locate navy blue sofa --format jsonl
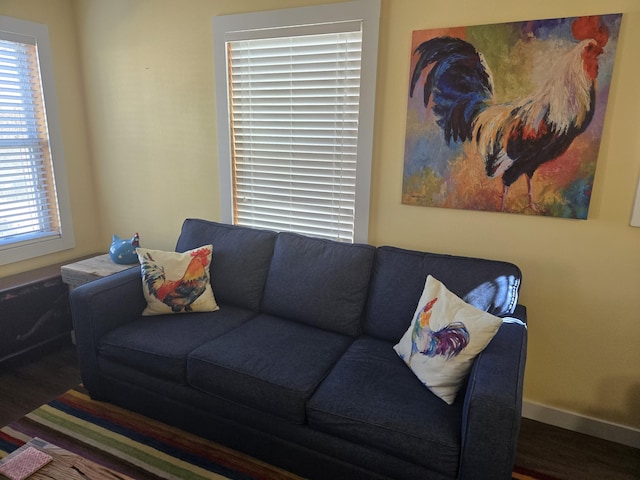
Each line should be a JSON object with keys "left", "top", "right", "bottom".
{"left": 71, "top": 218, "right": 527, "bottom": 480}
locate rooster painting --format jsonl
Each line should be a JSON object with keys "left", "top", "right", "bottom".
{"left": 403, "top": 14, "right": 621, "bottom": 217}
{"left": 140, "top": 247, "right": 211, "bottom": 313}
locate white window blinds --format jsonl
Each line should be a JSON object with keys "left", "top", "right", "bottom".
{"left": 226, "top": 27, "right": 363, "bottom": 242}
{"left": 214, "top": 1, "right": 380, "bottom": 243}
{"left": 0, "top": 33, "right": 60, "bottom": 247}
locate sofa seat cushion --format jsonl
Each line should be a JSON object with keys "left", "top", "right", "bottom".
{"left": 307, "top": 336, "right": 462, "bottom": 478}
{"left": 187, "top": 314, "right": 353, "bottom": 423}
{"left": 98, "top": 305, "right": 255, "bottom": 383}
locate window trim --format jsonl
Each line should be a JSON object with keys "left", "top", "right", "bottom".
{"left": 213, "top": 0, "right": 380, "bottom": 243}
{"left": 0, "top": 16, "right": 74, "bottom": 265}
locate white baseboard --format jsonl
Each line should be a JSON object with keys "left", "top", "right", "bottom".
{"left": 522, "top": 400, "right": 640, "bottom": 450}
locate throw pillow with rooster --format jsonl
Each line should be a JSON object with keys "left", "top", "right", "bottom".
{"left": 394, "top": 275, "right": 503, "bottom": 404}
{"left": 136, "top": 245, "right": 219, "bottom": 316}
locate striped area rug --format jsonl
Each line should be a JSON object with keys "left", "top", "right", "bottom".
{"left": 0, "top": 386, "right": 555, "bottom": 480}
{"left": 0, "top": 386, "right": 302, "bottom": 480}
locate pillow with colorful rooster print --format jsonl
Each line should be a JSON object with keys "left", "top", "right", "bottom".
{"left": 394, "top": 275, "right": 502, "bottom": 404}
{"left": 136, "top": 245, "right": 219, "bottom": 316}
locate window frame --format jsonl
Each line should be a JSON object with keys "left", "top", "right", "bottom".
{"left": 213, "top": 0, "right": 380, "bottom": 243}
{"left": 0, "top": 15, "right": 74, "bottom": 265}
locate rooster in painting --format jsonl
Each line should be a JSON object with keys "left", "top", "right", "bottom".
{"left": 410, "top": 16, "right": 610, "bottom": 210}
{"left": 141, "top": 248, "right": 210, "bottom": 312}
{"left": 411, "top": 297, "right": 470, "bottom": 360}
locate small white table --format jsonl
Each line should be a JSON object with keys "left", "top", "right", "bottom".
{"left": 61, "top": 254, "right": 137, "bottom": 290}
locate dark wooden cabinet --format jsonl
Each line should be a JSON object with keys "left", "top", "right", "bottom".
{"left": 0, "top": 267, "right": 72, "bottom": 363}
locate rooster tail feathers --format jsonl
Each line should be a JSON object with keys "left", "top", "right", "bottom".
{"left": 141, "top": 252, "right": 165, "bottom": 296}
{"left": 430, "top": 322, "right": 470, "bottom": 359}
{"left": 410, "top": 36, "right": 494, "bottom": 143}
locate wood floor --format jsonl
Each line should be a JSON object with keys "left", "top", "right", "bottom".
{"left": 1, "top": 343, "right": 638, "bottom": 480}
{"left": 0, "top": 341, "right": 81, "bottom": 427}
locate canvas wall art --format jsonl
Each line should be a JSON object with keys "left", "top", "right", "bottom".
{"left": 402, "top": 14, "right": 622, "bottom": 218}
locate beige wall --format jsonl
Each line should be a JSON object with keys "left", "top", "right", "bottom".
{"left": 0, "top": 0, "right": 103, "bottom": 277}
{"left": 3, "top": 0, "right": 640, "bottom": 432}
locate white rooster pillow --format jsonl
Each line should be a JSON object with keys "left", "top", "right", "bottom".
{"left": 136, "top": 245, "right": 219, "bottom": 316}
{"left": 394, "top": 275, "right": 502, "bottom": 404}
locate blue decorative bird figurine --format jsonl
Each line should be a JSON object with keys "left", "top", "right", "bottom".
{"left": 109, "top": 232, "right": 140, "bottom": 264}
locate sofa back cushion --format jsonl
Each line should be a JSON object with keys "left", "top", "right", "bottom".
{"left": 261, "top": 232, "right": 375, "bottom": 336}
{"left": 175, "top": 219, "right": 277, "bottom": 311}
{"left": 365, "top": 246, "right": 522, "bottom": 343}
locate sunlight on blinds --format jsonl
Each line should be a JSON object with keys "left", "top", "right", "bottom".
{"left": 0, "top": 35, "right": 60, "bottom": 247}
{"left": 227, "top": 29, "right": 362, "bottom": 242}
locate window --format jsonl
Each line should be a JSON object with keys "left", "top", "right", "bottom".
{"left": 213, "top": 0, "right": 380, "bottom": 243}
{"left": 0, "top": 16, "right": 74, "bottom": 265}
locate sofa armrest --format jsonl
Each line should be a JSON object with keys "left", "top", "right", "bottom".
{"left": 458, "top": 305, "right": 528, "bottom": 480}
{"left": 70, "top": 267, "right": 145, "bottom": 398}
